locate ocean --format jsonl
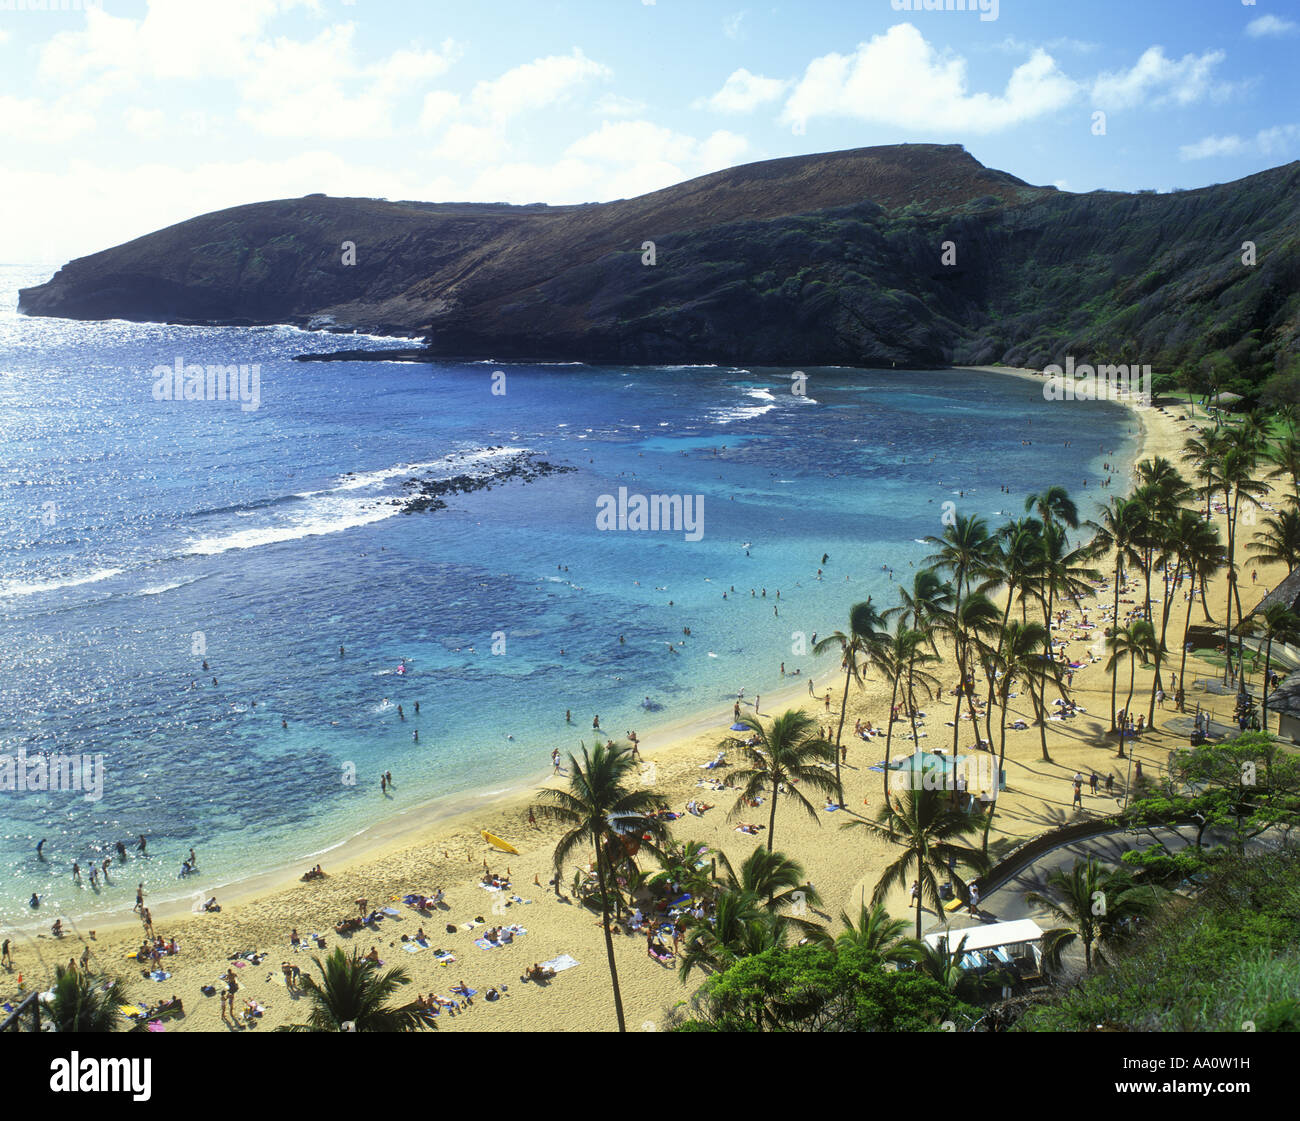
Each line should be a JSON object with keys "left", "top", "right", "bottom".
{"left": 0, "top": 262, "right": 1139, "bottom": 925}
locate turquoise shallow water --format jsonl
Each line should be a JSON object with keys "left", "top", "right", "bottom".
{"left": 0, "top": 262, "right": 1139, "bottom": 925}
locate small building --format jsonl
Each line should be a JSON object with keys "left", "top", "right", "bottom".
{"left": 923, "top": 918, "right": 1044, "bottom": 980}
{"left": 1251, "top": 567, "right": 1300, "bottom": 618}
{"left": 1265, "top": 674, "right": 1300, "bottom": 744}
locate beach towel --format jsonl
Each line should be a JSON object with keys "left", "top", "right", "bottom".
{"left": 403, "top": 943, "right": 424, "bottom": 953}
{"left": 147, "top": 1021, "right": 165, "bottom": 1033}
{"left": 119, "top": 1004, "right": 143, "bottom": 1017}
{"left": 823, "top": 804, "right": 841, "bottom": 812}
{"left": 540, "top": 954, "right": 579, "bottom": 973}
{"left": 433, "top": 951, "right": 456, "bottom": 963}
{"left": 149, "top": 970, "right": 170, "bottom": 981}
{"left": 381, "top": 907, "right": 400, "bottom": 916}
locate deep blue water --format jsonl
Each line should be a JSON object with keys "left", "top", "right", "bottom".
{"left": 0, "top": 262, "right": 1139, "bottom": 924}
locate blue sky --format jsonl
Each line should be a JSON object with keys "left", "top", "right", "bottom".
{"left": 1, "top": 0, "right": 1297, "bottom": 262}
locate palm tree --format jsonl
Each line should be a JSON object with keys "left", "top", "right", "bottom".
{"left": 280, "top": 947, "right": 426, "bottom": 1032}
{"left": 1025, "top": 485, "right": 1080, "bottom": 535}
{"left": 895, "top": 568, "right": 955, "bottom": 746}
{"left": 1250, "top": 603, "right": 1300, "bottom": 732}
{"left": 1036, "top": 520, "right": 1102, "bottom": 704}
{"left": 925, "top": 514, "right": 996, "bottom": 753}
{"left": 1027, "top": 858, "right": 1156, "bottom": 972}
{"left": 677, "top": 887, "right": 789, "bottom": 981}
{"left": 1089, "top": 495, "right": 1149, "bottom": 732}
{"left": 1220, "top": 438, "right": 1269, "bottom": 683}
{"left": 1268, "top": 432, "right": 1300, "bottom": 505}
{"left": 653, "top": 838, "right": 716, "bottom": 902}
{"left": 873, "top": 617, "right": 941, "bottom": 804}
{"left": 533, "top": 740, "right": 669, "bottom": 1032}
{"left": 727, "top": 710, "right": 839, "bottom": 852}
{"left": 1182, "top": 426, "right": 1228, "bottom": 520}
{"left": 717, "top": 846, "right": 822, "bottom": 914}
{"left": 813, "top": 598, "right": 886, "bottom": 800}
{"left": 986, "top": 620, "right": 1050, "bottom": 851}
{"left": 46, "top": 965, "right": 131, "bottom": 1033}
{"left": 1248, "top": 507, "right": 1300, "bottom": 573}
{"left": 945, "top": 593, "right": 1001, "bottom": 754}
{"left": 1173, "top": 515, "right": 1224, "bottom": 694}
{"left": 835, "top": 901, "right": 918, "bottom": 963}
{"left": 845, "top": 786, "right": 989, "bottom": 939}
{"left": 1105, "top": 620, "right": 1158, "bottom": 757}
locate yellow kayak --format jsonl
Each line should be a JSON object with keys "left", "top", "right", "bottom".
{"left": 481, "top": 830, "right": 519, "bottom": 855}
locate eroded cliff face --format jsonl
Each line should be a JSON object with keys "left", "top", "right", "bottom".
{"left": 17, "top": 145, "right": 1300, "bottom": 380}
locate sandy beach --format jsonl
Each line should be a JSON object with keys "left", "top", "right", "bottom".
{"left": 2, "top": 370, "right": 1266, "bottom": 1033}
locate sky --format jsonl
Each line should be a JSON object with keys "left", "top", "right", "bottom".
{"left": 1, "top": 0, "right": 1297, "bottom": 263}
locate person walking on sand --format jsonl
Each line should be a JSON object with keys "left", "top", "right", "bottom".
{"left": 1072, "top": 780, "right": 1083, "bottom": 810}
{"left": 134, "top": 883, "right": 144, "bottom": 913}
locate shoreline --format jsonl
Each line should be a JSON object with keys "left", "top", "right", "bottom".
{"left": 0, "top": 364, "right": 1152, "bottom": 940}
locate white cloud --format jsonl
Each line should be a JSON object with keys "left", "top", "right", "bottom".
{"left": 696, "top": 68, "right": 788, "bottom": 113}
{"left": 568, "top": 120, "right": 746, "bottom": 167}
{"left": 992, "top": 35, "right": 1098, "bottom": 55}
{"left": 1091, "top": 46, "right": 1234, "bottom": 110}
{"left": 238, "top": 27, "right": 461, "bottom": 139}
{"left": 1, "top": 150, "right": 431, "bottom": 263}
{"left": 467, "top": 49, "right": 609, "bottom": 123}
{"left": 0, "top": 95, "right": 96, "bottom": 143}
{"left": 1178, "top": 134, "right": 1246, "bottom": 160}
{"left": 419, "top": 90, "right": 462, "bottom": 132}
{"left": 723, "top": 12, "right": 745, "bottom": 40}
{"left": 39, "top": 0, "right": 314, "bottom": 86}
{"left": 1179, "top": 124, "right": 1299, "bottom": 160}
{"left": 123, "top": 107, "right": 167, "bottom": 137}
{"left": 433, "top": 122, "right": 508, "bottom": 165}
{"left": 781, "top": 24, "right": 1078, "bottom": 134}
{"left": 592, "top": 93, "right": 647, "bottom": 117}
{"left": 1246, "top": 15, "right": 1297, "bottom": 38}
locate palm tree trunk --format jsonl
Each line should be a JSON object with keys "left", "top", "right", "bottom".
{"left": 1263, "top": 636, "right": 1274, "bottom": 732}
{"left": 1224, "top": 488, "right": 1236, "bottom": 685}
{"left": 1148, "top": 559, "right": 1179, "bottom": 725}
{"left": 1035, "top": 673, "right": 1051, "bottom": 763}
{"left": 1118, "top": 656, "right": 1136, "bottom": 758}
{"left": 594, "top": 848, "right": 627, "bottom": 1032}
{"left": 915, "top": 850, "right": 924, "bottom": 940}
{"left": 883, "top": 674, "right": 900, "bottom": 804}
{"left": 767, "top": 775, "right": 779, "bottom": 852}
{"left": 984, "top": 700, "right": 1008, "bottom": 856}
{"left": 1110, "top": 560, "right": 1122, "bottom": 731}
{"left": 1178, "top": 571, "right": 1197, "bottom": 701}
{"left": 833, "top": 659, "right": 852, "bottom": 801}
